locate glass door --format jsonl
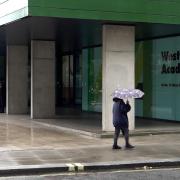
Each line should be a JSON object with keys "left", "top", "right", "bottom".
{"left": 56, "top": 53, "right": 82, "bottom": 107}
{"left": 74, "top": 53, "right": 82, "bottom": 105}
{"left": 62, "top": 55, "right": 74, "bottom": 105}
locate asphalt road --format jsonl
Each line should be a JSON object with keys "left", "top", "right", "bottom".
{"left": 1, "top": 168, "right": 180, "bottom": 180}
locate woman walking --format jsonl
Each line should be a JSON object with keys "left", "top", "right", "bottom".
{"left": 112, "top": 98, "right": 134, "bottom": 149}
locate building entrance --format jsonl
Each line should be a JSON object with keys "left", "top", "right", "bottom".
{"left": 61, "top": 55, "right": 74, "bottom": 106}
{"left": 56, "top": 53, "right": 82, "bottom": 108}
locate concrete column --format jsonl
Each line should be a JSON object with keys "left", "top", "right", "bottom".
{"left": 102, "top": 25, "right": 135, "bottom": 131}
{"left": 31, "top": 40, "right": 55, "bottom": 119}
{"left": 6, "top": 45, "right": 28, "bottom": 114}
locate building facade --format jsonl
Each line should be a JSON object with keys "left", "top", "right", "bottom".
{"left": 1, "top": 0, "right": 180, "bottom": 131}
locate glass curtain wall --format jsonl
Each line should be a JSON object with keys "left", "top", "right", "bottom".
{"left": 136, "top": 36, "right": 180, "bottom": 122}
{"left": 56, "top": 47, "right": 102, "bottom": 112}
{"left": 82, "top": 47, "right": 102, "bottom": 112}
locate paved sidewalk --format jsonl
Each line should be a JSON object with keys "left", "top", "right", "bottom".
{"left": 0, "top": 115, "right": 180, "bottom": 175}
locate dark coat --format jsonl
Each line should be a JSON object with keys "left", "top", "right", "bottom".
{"left": 112, "top": 99, "right": 131, "bottom": 128}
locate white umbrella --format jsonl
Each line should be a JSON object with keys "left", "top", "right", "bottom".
{"left": 112, "top": 88, "right": 144, "bottom": 99}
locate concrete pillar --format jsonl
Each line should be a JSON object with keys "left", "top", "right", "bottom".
{"left": 102, "top": 25, "right": 135, "bottom": 131}
{"left": 6, "top": 45, "right": 28, "bottom": 114}
{"left": 31, "top": 40, "right": 55, "bottom": 119}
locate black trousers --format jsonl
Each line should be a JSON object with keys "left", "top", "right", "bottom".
{"left": 113, "top": 126, "right": 129, "bottom": 146}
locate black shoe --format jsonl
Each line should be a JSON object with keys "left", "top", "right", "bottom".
{"left": 125, "top": 144, "right": 135, "bottom": 149}
{"left": 112, "top": 145, "right": 121, "bottom": 150}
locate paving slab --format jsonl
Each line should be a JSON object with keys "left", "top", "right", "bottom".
{"left": 0, "top": 115, "right": 180, "bottom": 176}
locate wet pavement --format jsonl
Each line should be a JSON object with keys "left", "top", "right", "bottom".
{"left": 0, "top": 114, "right": 180, "bottom": 172}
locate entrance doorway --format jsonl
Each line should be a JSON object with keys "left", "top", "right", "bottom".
{"left": 56, "top": 53, "right": 82, "bottom": 109}
{"left": 61, "top": 55, "right": 74, "bottom": 106}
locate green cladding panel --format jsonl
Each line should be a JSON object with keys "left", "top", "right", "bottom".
{"left": 1, "top": 0, "right": 180, "bottom": 25}
{"left": 28, "top": 0, "right": 180, "bottom": 24}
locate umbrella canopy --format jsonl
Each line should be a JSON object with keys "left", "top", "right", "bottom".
{"left": 112, "top": 88, "right": 144, "bottom": 99}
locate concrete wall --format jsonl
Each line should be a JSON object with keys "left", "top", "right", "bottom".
{"left": 31, "top": 40, "right": 55, "bottom": 118}
{"left": 6, "top": 45, "right": 28, "bottom": 114}
{"left": 102, "top": 25, "right": 135, "bottom": 131}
